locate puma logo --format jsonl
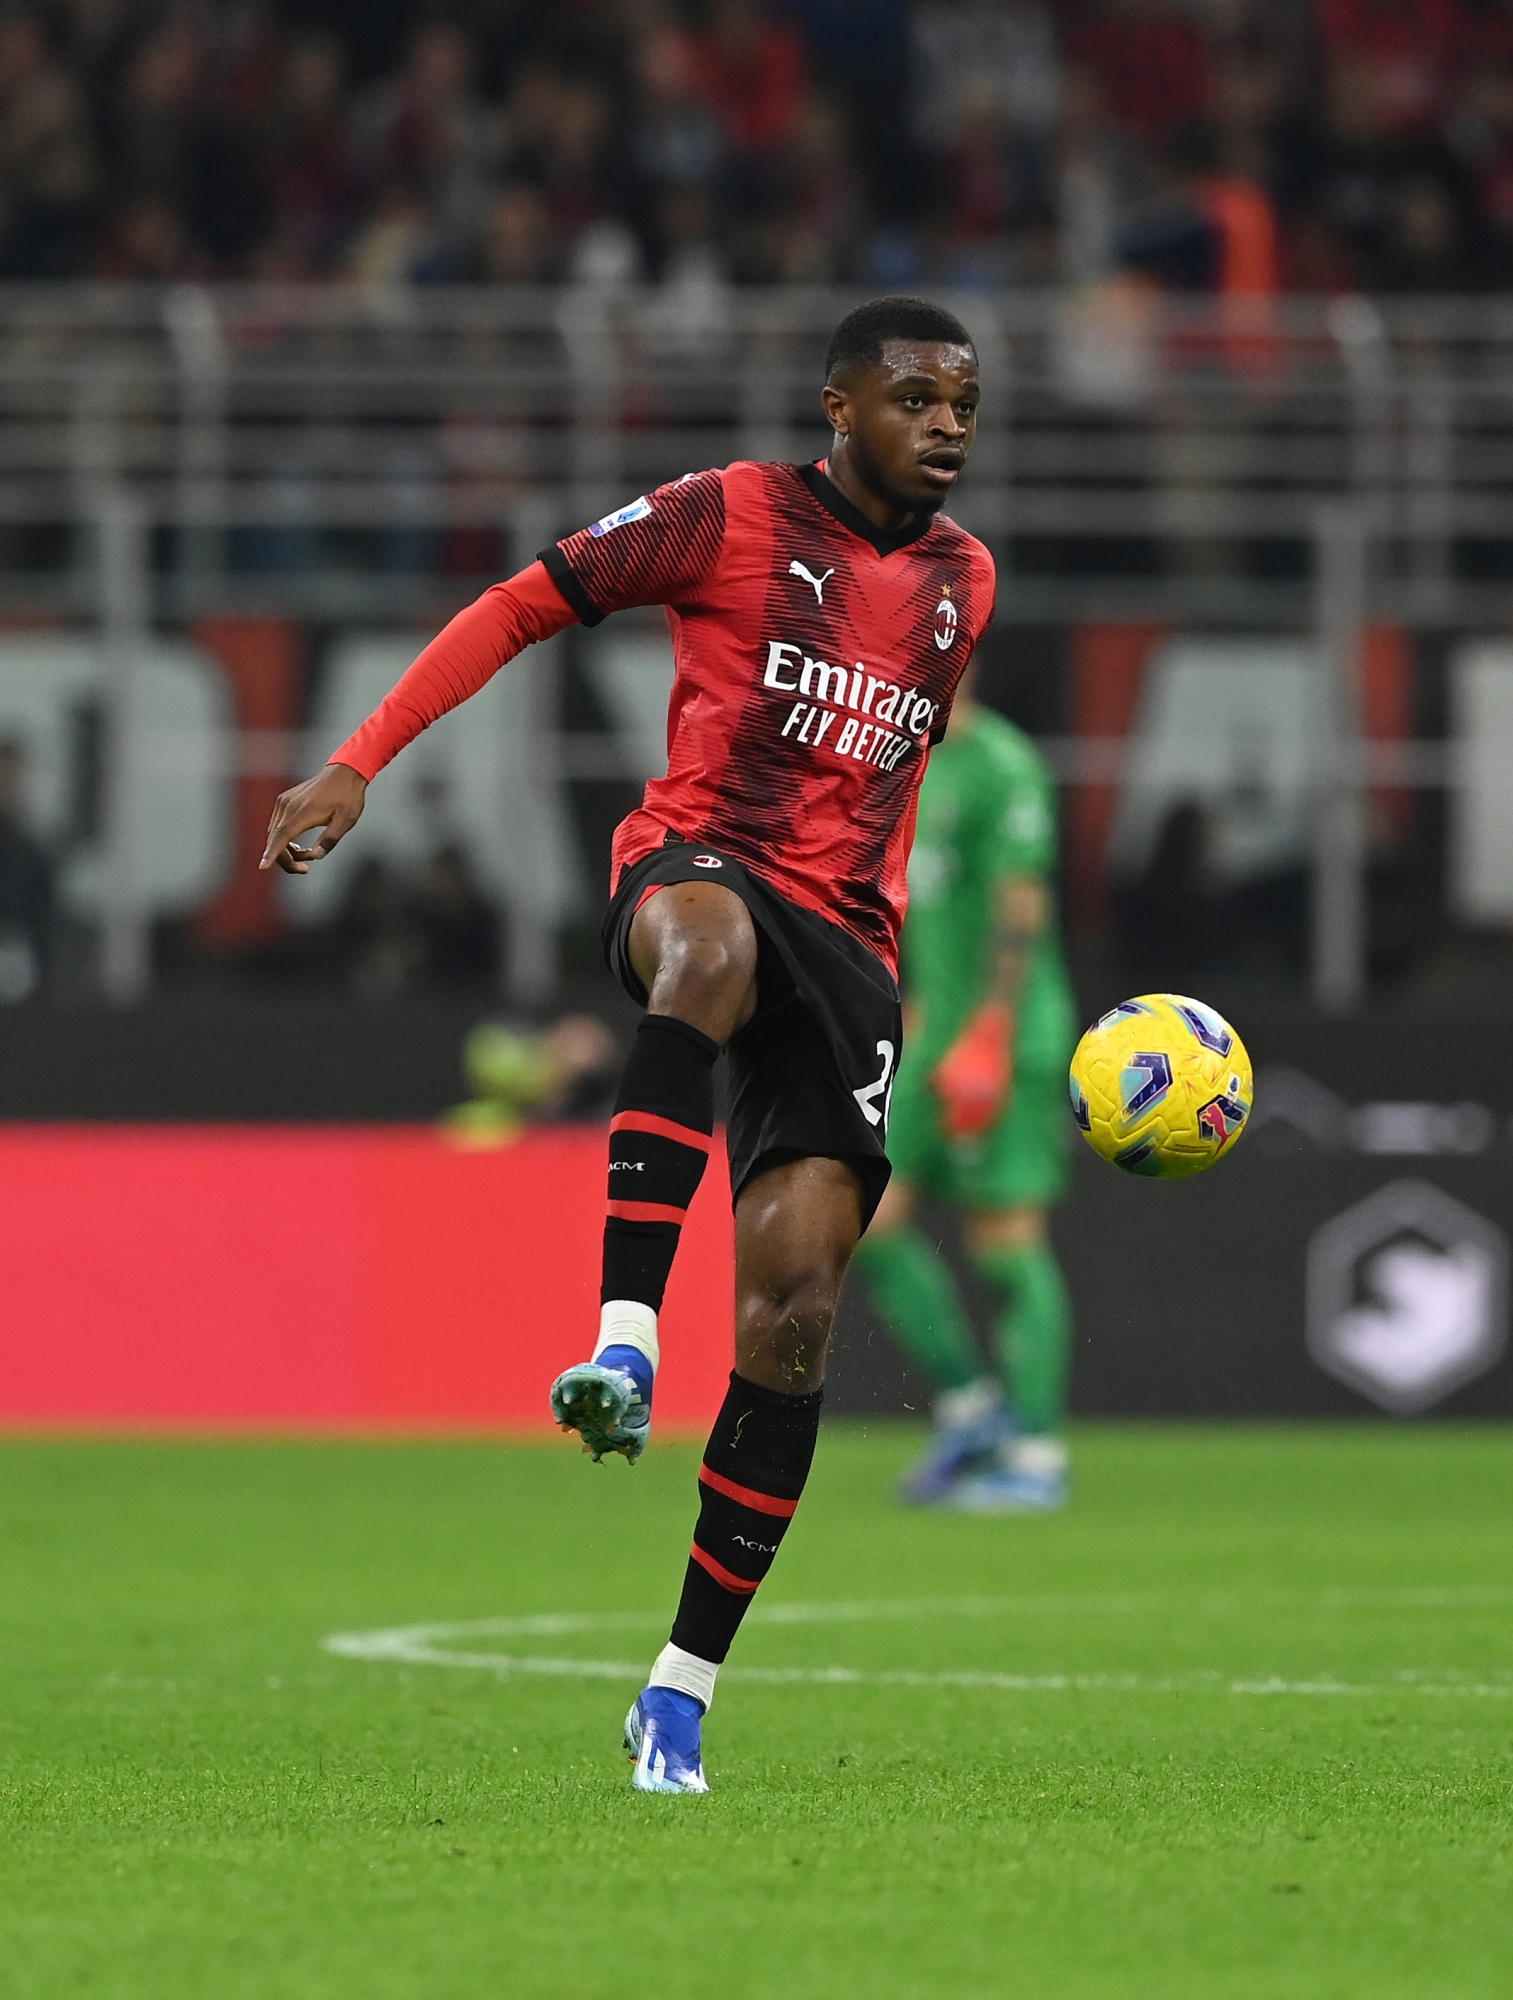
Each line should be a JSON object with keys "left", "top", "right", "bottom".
{"left": 788, "top": 560, "right": 835, "bottom": 605}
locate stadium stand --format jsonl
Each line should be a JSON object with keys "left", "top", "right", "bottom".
{"left": 0, "top": 1, "right": 1509, "bottom": 293}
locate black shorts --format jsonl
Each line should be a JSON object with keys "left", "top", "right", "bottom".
{"left": 602, "top": 839, "right": 903, "bottom": 1229}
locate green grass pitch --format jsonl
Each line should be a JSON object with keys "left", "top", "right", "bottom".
{"left": 2, "top": 1424, "right": 1510, "bottom": 1999}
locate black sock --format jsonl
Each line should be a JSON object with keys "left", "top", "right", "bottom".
{"left": 670, "top": 1372, "right": 823, "bottom": 1664}
{"left": 602, "top": 1015, "right": 718, "bottom": 1313}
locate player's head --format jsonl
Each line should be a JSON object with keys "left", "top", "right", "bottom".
{"left": 821, "top": 296, "right": 979, "bottom": 517}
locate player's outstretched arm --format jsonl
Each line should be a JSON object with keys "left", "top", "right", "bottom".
{"left": 257, "top": 558, "right": 581, "bottom": 878}
{"left": 260, "top": 761, "right": 368, "bottom": 875}
{"left": 257, "top": 475, "right": 722, "bottom": 885}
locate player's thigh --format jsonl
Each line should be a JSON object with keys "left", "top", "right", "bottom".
{"left": 725, "top": 988, "right": 892, "bottom": 1234}
{"left": 733, "top": 1153, "right": 865, "bottom": 1363}
{"left": 732, "top": 1155, "right": 864, "bottom": 1392}
{"left": 959, "top": 1067, "right": 1071, "bottom": 1214}
{"left": 627, "top": 880, "right": 759, "bottom": 1037}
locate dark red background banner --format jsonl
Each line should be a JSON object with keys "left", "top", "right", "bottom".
{"left": 0, "top": 1126, "right": 734, "bottom": 1431}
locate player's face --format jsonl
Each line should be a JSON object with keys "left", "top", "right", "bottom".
{"left": 824, "top": 342, "right": 980, "bottom": 518}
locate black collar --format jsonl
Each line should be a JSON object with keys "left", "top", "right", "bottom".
{"left": 795, "top": 460, "right": 937, "bottom": 558}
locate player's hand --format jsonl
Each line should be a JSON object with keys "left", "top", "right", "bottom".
{"left": 260, "top": 763, "right": 368, "bottom": 875}
{"left": 932, "top": 1002, "right": 1014, "bottom": 1141}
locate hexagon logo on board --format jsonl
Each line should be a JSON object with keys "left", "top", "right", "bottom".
{"left": 1306, "top": 1180, "right": 1508, "bottom": 1415}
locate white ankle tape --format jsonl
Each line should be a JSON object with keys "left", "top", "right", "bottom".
{"left": 594, "top": 1301, "right": 660, "bottom": 1374}
{"left": 648, "top": 1642, "right": 718, "bottom": 1712}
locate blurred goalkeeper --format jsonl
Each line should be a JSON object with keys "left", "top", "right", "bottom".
{"left": 853, "top": 665, "right": 1077, "bottom": 1511}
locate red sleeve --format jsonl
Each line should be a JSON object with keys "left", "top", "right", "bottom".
{"left": 329, "top": 560, "right": 577, "bottom": 781}
{"left": 541, "top": 469, "right": 727, "bottom": 625}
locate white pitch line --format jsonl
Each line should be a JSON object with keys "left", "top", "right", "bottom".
{"left": 321, "top": 1597, "right": 1513, "bottom": 1700}
{"left": 321, "top": 1582, "right": 1513, "bottom": 1654}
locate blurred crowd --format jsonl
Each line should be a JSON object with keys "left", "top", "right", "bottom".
{"left": 0, "top": 725, "right": 516, "bottom": 1001}
{"left": 0, "top": 0, "right": 1506, "bottom": 293}
{"left": 300, "top": 846, "right": 507, "bottom": 998}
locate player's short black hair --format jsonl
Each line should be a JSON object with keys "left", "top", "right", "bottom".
{"left": 824, "top": 297, "right": 976, "bottom": 382}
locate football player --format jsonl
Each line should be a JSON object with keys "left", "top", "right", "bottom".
{"left": 262, "top": 297, "right": 994, "bottom": 1790}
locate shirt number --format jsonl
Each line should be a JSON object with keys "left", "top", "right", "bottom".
{"left": 853, "top": 1040, "right": 896, "bottom": 1131}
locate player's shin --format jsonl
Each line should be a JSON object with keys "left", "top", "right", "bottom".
{"left": 601, "top": 1014, "right": 718, "bottom": 1325}
{"left": 648, "top": 1373, "right": 822, "bottom": 1708}
{"left": 553, "top": 1014, "right": 719, "bottom": 1459}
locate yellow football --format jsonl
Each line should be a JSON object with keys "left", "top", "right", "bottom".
{"left": 1069, "top": 994, "right": 1252, "bottom": 1178}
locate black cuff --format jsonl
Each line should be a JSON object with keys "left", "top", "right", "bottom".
{"left": 539, "top": 543, "right": 606, "bottom": 627}
{"left": 639, "top": 1013, "right": 721, "bottom": 1064}
{"left": 729, "top": 1369, "right": 825, "bottom": 1410}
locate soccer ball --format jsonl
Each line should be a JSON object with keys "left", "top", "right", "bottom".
{"left": 1068, "top": 994, "right": 1252, "bottom": 1178}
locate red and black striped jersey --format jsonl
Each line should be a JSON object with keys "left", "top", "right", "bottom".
{"left": 545, "top": 460, "right": 996, "bottom": 974}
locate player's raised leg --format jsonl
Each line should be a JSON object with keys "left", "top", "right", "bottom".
{"left": 626, "top": 1153, "right": 864, "bottom": 1791}
{"left": 551, "top": 883, "right": 756, "bottom": 1460}
{"left": 851, "top": 1177, "right": 1007, "bottom": 1501}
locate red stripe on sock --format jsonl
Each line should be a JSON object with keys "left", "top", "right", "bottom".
{"left": 698, "top": 1463, "right": 800, "bottom": 1518}
{"left": 607, "top": 1198, "right": 687, "bottom": 1224}
{"left": 689, "top": 1542, "right": 761, "bottom": 1595}
{"left": 610, "top": 1110, "right": 712, "bottom": 1153}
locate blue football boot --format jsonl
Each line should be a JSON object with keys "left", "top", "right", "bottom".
{"left": 898, "top": 1381, "right": 1010, "bottom": 1504}
{"left": 625, "top": 1687, "right": 708, "bottom": 1793}
{"left": 550, "top": 1345, "right": 653, "bottom": 1463}
{"left": 942, "top": 1465, "right": 1069, "bottom": 1513}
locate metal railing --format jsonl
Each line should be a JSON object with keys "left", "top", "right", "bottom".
{"left": 2, "top": 283, "right": 1513, "bottom": 1009}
